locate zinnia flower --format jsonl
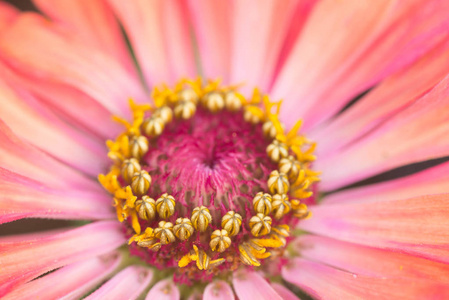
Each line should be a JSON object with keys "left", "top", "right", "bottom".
{"left": 1, "top": 0, "right": 449, "bottom": 299}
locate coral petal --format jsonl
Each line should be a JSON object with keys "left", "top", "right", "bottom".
{"left": 282, "top": 258, "right": 449, "bottom": 299}
{"left": 85, "top": 266, "right": 153, "bottom": 300}
{"left": 0, "top": 221, "right": 126, "bottom": 297}
{"left": 232, "top": 270, "right": 282, "bottom": 300}
{"left": 145, "top": 279, "right": 180, "bottom": 300}
{"left": 0, "top": 2, "right": 17, "bottom": 32}
{"left": 4, "top": 251, "right": 122, "bottom": 300}
{"left": 300, "top": 194, "right": 449, "bottom": 263}
{"left": 203, "top": 280, "right": 235, "bottom": 300}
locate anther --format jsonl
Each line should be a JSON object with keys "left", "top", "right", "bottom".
{"left": 154, "top": 221, "right": 176, "bottom": 244}
{"left": 249, "top": 213, "right": 272, "bottom": 237}
{"left": 135, "top": 195, "right": 156, "bottom": 220}
{"left": 272, "top": 194, "right": 292, "bottom": 220}
{"left": 142, "top": 116, "right": 165, "bottom": 137}
{"left": 121, "top": 158, "right": 141, "bottom": 183}
{"left": 252, "top": 192, "right": 272, "bottom": 215}
{"left": 243, "top": 105, "right": 264, "bottom": 124}
{"left": 193, "top": 245, "right": 211, "bottom": 270}
{"left": 268, "top": 170, "right": 290, "bottom": 194}
{"left": 279, "top": 155, "right": 302, "bottom": 182}
{"left": 174, "top": 100, "right": 196, "bottom": 120}
{"left": 179, "top": 88, "right": 199, "bottom": 104}
{"left": 129, "top": 135, "right": 149, "bottom": 159}
{"left": 153, "top": 106, "right": 173, "bottom": 123}
{"left": 225, "top": 92, "right": 243, "bottom": 111}
{"left": 173, "top": 218, "right": 194, "bottom": 241}
{"left": 131, "top": 170, "right": 152, "bottom": 197}
{"left": 204, "top": 92, "right": 225, "bottom": 113}
{"left": 291, "top": 200, "right": 311, "bottom": 219}
{"left": 155, "top": 193, "right": 176, "bottom": 219}
{"left": 210, "top": 229, "right": 232, "bottom": 253}
{"left": 221, "top": 211, "right": 242, "bottom": 236}
{"left": 271, "top": 225, "right": 290, "bottom": 246}
{"left": 262, "top": 120, "right": 284, "bottom": 139}
{"left": 191, "top": 206, "right": 212, "bottom": 232}
{"left": 267, "top": 139, "right": 289, "bottom": 162}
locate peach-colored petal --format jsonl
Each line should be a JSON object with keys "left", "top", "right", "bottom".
{"left": 0, "top": 167, "right": 113, "bottom": 224}
{"left": 145, "top": 279, "right": 180, "bottom": 300}
{"left": 297, "top": 235, "right": 449, "bottom": 283}
{"left": 107, "top": 0, "right": 195, "bottom": 86}
{"left": 0, "top": 13, "right": 147, "bottom": 116}
{"left": 0, "top": 121, "right": 100, "bottom": 191}
{"left": 187, "top": 0, "right": 231, "bottom": 82}
{"left": 273, "top": 0, "right": 449, "bottom": 129}
{"left": 232, "top": 270, "right": 282, "bottom": 300}
{"left": 86, "top": 266, "right": 153, "bottom": 300}
{"left": 32, "top": 0, "right": 135, "bottom": 73}
{"left": 271, "top": 283, "right": 300, "bottom": 300}
{"left": 0, "top": 221, "right": 126, "bottom": 297}
{"left": 0, "top": 2, "right": 17, "bottom": 32}
{"left": 3, "top": 251, "right": 122, "bottom": 300}
{"left": 282, "top": 258, "right": 449, "bottom": 299}
{"left": 323, "top": 160, "right": 449, "bottom": 205}
{"left": 312, "top": 39, "right": 449, "bottom": 156}
{"left": 300, "top": 194, "right": 449, "bottom": 263}
{"left": 203, "top": 280, "right": 235, "bottom": 300}
{"left": 317, "top": 74, "right": 449, "bottom": 190}
{"left": 229, "top": 0, "right": 299, "bottom": 93}
{"left": 0, "top": 78, "right": 106, "bottom": 176}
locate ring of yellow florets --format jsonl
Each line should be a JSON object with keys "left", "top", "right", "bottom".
{"left": 99, "top": 78, "right": 320, "bottom": 272}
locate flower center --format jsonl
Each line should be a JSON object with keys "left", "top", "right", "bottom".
{"left": 99, "top": 79, "right": 320, "bottom": 284}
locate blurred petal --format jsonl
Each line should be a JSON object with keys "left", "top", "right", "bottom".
{"left": 0, "top": 78, "right": 106, "bottom": 176}
{"left": 187, "top": 0, "right": 231, "bottom": 82}
{"left": 300, "top": 194, "right": 449, "bottom": 263}
{"left": 283, "top": 258, "right": 449, "bottom": 299}
{"left": 0, "top": 221, "right": 126, "bottom": 296}
{"left": 297, "top": 235, "right": 449, "bottom": 283}
{"left": 273, "top": 0, "right": 449, "bottom": 129}
{"left": 85, "top": 266, "right": 153, "bottom": 300}
{"left": 0, "top": 2, "right": 17, "bottom": 32}
{"left": 145, "top": 279, "right": 180, "bottom": 300}
{"left": 0, "top": 167, "right": 113, "bottom": 224}
{"left": 313, "top": 40, "right": 449, "bottom": 156}
{"left": 317, "top": 74, "right": 449, "bottom": 190}
{"left": 107, "top": 0, "right": 195, "bottom": 86}
{"left": 32, "top": 0, "right": 135, "bottom": 72}
{"left": 323, "top": 160, "right": 449, "bottom": 205}
{"left": 232, "top": 270, "right": 282, "bottom": 300}
{"left": 271, "top": 283, "right": 300, "bottom": 300}
{"left": 203, "top": 280, "right": 235, "bottom": 300}
{"left": 4, "top": 251, "right": 122, "bottom": 300}
{"left": 0, "top": 120, "right": 99, "bottom": 191}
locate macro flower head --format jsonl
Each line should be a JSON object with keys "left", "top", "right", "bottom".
{"left": 1, "top": 0, "right": 449, "bottom": 299}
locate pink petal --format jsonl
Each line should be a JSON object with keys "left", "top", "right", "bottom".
{"left": 0, "top": 221, "right": 126, "bottom": 296}
{"left": 323, "top": 160, "right": 449, "bottom": 205}
{"left": 0, "top": 167, "right": 113, "bottom": 224}
{"left": 271, "top": 283, "right": 300, "bottom": 300}
{"left": 229, "top": 0, "right": 299, "bottom": 92}
{"left": 282, "top": 258, "right": 449, "bottom": 299}
{"left": 203, "top": 280, "right": 235, "bottom": 300}
{"left": 86, "top": 265, "right": 153, "bottom": 300}
{"left": 300, "top": 194, "right": 449, "bottom": 263}
{"left": 0, "top": 121, "right": 100, "bottom": 191}
{"left": 107, "top": 0, "right": 195, "bottom": 86}
{"left": 317, "top": 74, "right": 449, "bottom": 190}
{"left": 187, "top": 0, "right": 231, "bottom": 82}
{"left": 0, "top": 2, "right": 17, "bottom": 32}
{"left": 232, "top": 270, "right": 282, "bottom": 300}
{"left": 33, "top": 0, "right": 135, "bottom": 73}
{"left": 0, "top": 13, "right": 147, "bottom": 116}
{"left": 0, "top": 78, "right": 106, "bottom": 176}
{"left": 145, "top": 279, "right": 180, "bottom": 300}
{"left": 4, "top": 251, "right": 122, "bottom": 300}
{"left": 273, "top": 0, "right": 449, "bottom": 129}
{"left": 297, "top": 235, "right": 449, "bottom": 283}
{"left": 312, "top": 40, "right": 449, "bottom": 157}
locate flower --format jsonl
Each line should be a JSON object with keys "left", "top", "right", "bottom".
{"left": 1, "top": 0, "right": 449, "bottom": 299}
